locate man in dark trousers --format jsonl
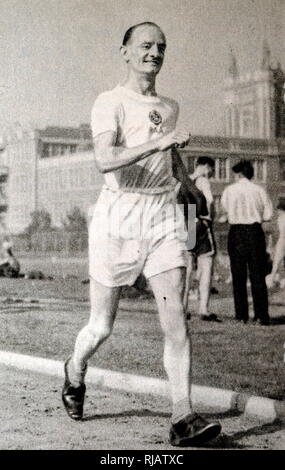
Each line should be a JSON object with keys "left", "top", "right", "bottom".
{"left": 220, "top": 160, "right": 273, "bottom": 325}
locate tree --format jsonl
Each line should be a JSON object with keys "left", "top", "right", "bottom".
{"left": 63, "top": 207, "right": 88, "bottom": 252}
{"left": 63, "top": 207, "right": 87, "bottom": 232}
{"left": 24, "top": 209, "right": 53, "bottom": 234}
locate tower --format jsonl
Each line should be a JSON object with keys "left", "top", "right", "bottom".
{"left": 224, "top": 41, "right": 285, "bottom": 139}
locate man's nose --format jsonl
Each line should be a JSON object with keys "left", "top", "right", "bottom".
{"left": 149, "top": 44, "right": 160, "bottom": 56}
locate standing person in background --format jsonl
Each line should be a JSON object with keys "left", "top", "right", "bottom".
{"left": 180, "top": 156, "right": 219, "bottom": 321}
{"left": 266, "top": 197, "right": 285, "bottom": 288}
{"left": 220, "top": 160, "right": 273, "bottom": 325}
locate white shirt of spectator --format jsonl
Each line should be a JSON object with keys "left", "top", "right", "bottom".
{"left": 221, "top": 177, "right": 273, "bottom": 224}
{"left": 91, "top": 85, "right": 179, "bottom": 194}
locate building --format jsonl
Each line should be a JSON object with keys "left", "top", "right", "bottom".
{"left": 224, "top": 41, "right": 285, "bottom": 139}
{"left": 0, "top": 125, "right": 103, "bottom": 234}
{"left": 0, "top": 42, "right": 284, "bottom": 235}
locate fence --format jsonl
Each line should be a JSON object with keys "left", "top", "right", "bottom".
{"left": 12, "top": 227, "right": 273, "bottom": 256}
{"left": 13, "top": 231, "right": 88, "bottom": 255}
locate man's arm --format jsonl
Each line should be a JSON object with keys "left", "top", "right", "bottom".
{"left": 271, "top": 236, "right": 285, "bottom": 276}
{"left": 218, "top": 189, "right": 228, "bottom": 223}
{"left": 94, "top": 129, "right": 190, "bottom": 174}
{"left": 172, "top": 148, "right": 208, "bottom": 217}
{"left": 261, "top": 189, "right": 273, "bottom": 222}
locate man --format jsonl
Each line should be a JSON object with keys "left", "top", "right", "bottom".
{"left": 266, "top": 197, "right": 285, "bottom": 288}
{"left": 179, "top": 157, "right": 219, "bottom": 321}
{"left": 220, "top": 160, "right": 273, "bottom": 325}
{"left": 62, "top": 22, "right": 221, "bottom": 446}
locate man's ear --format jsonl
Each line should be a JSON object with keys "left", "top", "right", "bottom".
{"left": 120, "top": 45, "right": 129, "bottom": 63}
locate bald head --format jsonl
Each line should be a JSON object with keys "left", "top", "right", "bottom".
{"left": 122, "top": 22, "right": 166, "bottom": 46}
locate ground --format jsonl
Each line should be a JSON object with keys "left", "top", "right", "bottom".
{"left": 0, "top": 255, "right": 285, "bottom": 450}
{"left": 1, "top": 364, "right": 285, "bottom": 450}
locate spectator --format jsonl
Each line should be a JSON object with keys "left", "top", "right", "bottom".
{"left": 220, "top": 159, "right": 273, "bottom": 325}
{"left": 179, "top": 157, "right": 219, "bottom": 321}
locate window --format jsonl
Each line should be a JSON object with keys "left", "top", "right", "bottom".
{"left": 240, "top": 105, "right": 254, "bottom": 137}
{"left": 42, "top": 143, "right": 50, "bottom": 158}
{"left": 214, "top": 158, "right": 229, "bottom": 181}
{"left": 253, "top": 159, "right": 267, "bottom": 182}
{"left": 213, "top": 195, "right": 221, "bottom": 216}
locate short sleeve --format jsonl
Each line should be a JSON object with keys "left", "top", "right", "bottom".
{"left": 91, "top": 92, "right": 119, "bottom": 139}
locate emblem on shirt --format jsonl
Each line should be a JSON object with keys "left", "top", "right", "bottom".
{"left": 149, "top": 110, "right": 162, "bottom": 126}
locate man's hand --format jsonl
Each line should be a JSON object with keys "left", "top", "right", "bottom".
{"left": 159, "top": 128, "right": 191, "bottom": 151}
{"left": 266, "top": 273, "right": 276, "bottom": 288}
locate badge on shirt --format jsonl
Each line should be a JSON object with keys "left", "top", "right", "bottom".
{"left": 149, "top": 110, "right": 162, "bottom": 125}
{"left": 149, "top": 110, "right": 163, "bottom": 133}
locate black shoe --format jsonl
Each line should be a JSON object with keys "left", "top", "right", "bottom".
{"left": 257, "top": 318, "right": 270, "bottom": 326}
{"left": 169, "top": 413, "right": 221, "bottom": 447}
{"left": 201, "top": 313, "right": 222, "bottom": 323}
{"left": 62, "top": 358, "right": 86, "bottom": 421}
{"left": 210, "top": 287, "right": 219, "bottom": 295}
{"left": 186, "top": 312, "right": 191, "bottom": 320}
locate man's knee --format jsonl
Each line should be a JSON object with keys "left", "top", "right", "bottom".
{"left": 165, "top": 321, "right": 189, "bottom": 346}
{"left": 86, "top": 314, "right": 113, "bottom": 341}
{"left": 161, "top": 305, "right": 188, "bottom": 343}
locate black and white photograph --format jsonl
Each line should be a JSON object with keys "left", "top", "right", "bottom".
{"left": 0, "top": 0, "right": 285, "bottom": 453}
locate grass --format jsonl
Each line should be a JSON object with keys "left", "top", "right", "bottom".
{"left": 0, "top": 255, "right": 284, "bottom": 401}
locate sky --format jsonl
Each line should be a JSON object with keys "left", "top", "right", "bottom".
{"left": 0, "top": 0, "right": 284, "bottom": 136}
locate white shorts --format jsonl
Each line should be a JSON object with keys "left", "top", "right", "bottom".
{"left": 88, "top": 186, "right": 188, "bottom": 287}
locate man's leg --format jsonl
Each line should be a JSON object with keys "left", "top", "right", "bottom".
{"left": 148, "top": 267, "right": 221, "bottom": 445}
{"left": 197, "top": 255, "right": 213, "bottom": 316}
{"left": 228, "top": 231, "right": 249, "bottom": 322}
{"left": 183, "top": 253, "right": 193, "bottom": 314}
{"left": 72, "top": 278, "right": 121, "bottom": 372}
{"left": 149, "top": 267, "right": 191, "bottom": 412}
{"left": 247, "top": 230, "right": 270, "bottom": 323}
{"left": 62, "top": 278, "right": 121, "bottom": 419}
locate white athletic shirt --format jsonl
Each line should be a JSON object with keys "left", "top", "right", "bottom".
{"left": 91, "top": 85, "right": 179, "bottom": 194}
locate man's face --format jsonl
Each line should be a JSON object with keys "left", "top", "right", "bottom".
{"left": 202, "top": 164, "right": 214, "bottom": 178}
{"left": 121, "top": 25, "right": 166, "bottom": 76}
